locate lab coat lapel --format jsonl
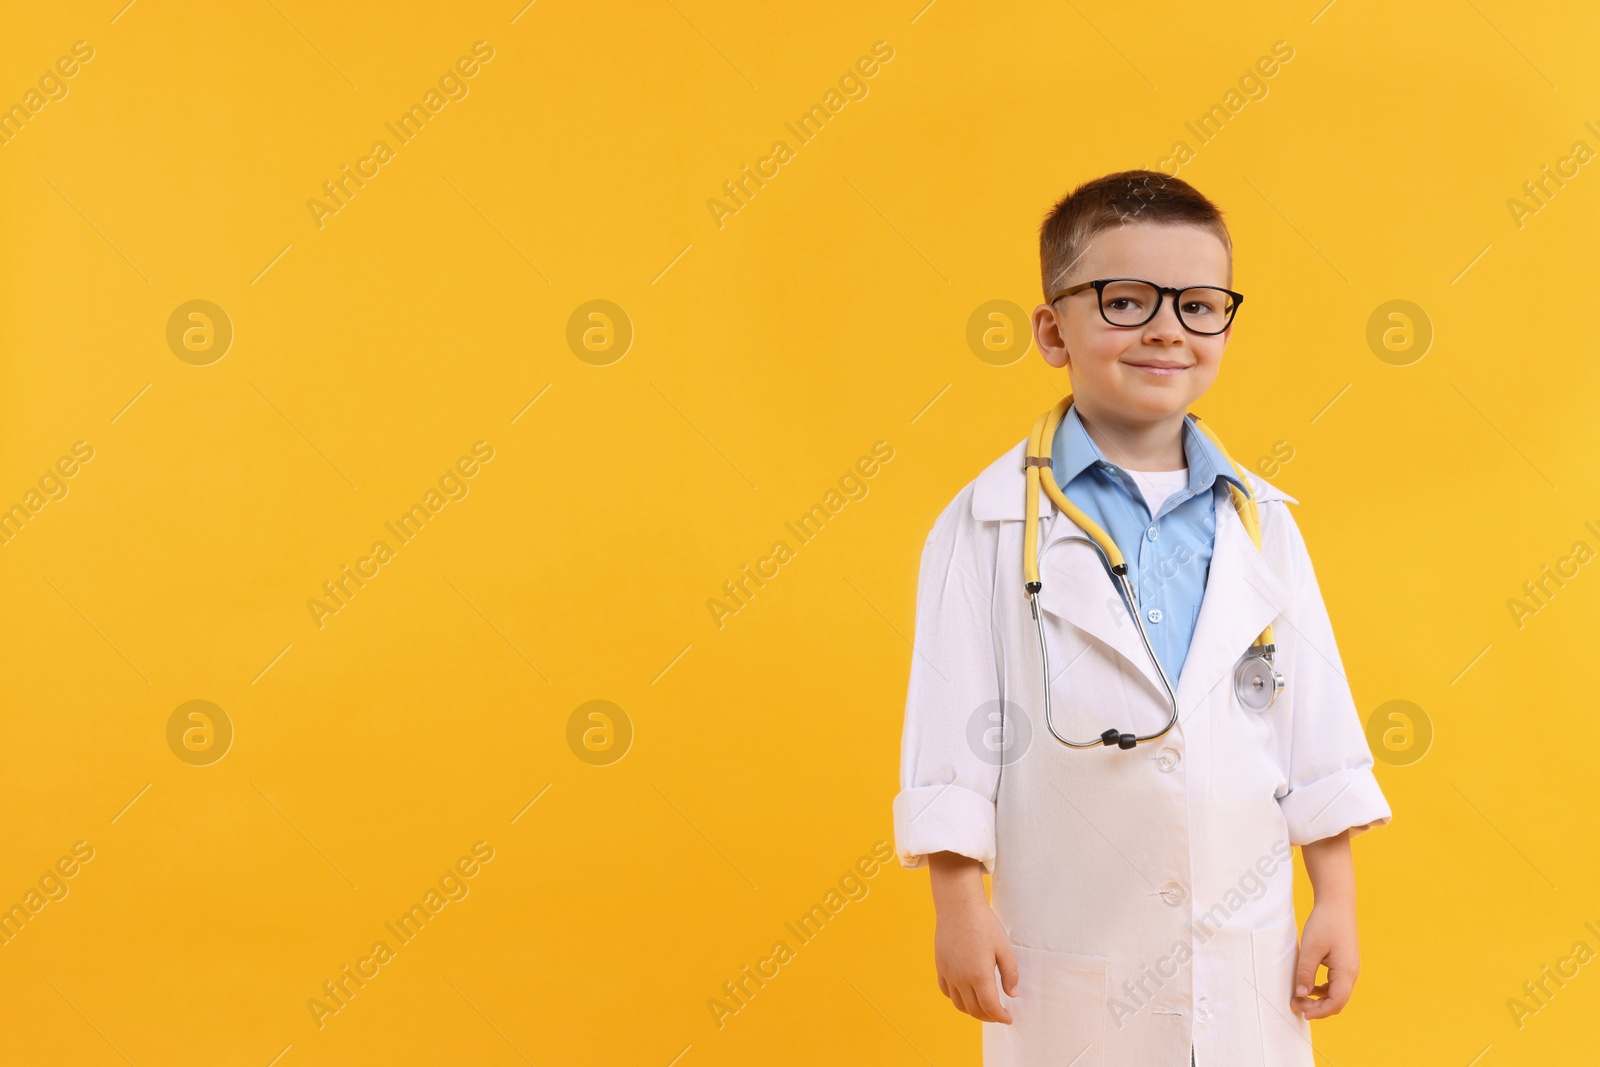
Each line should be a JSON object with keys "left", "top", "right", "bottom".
{"left": 1176, "top": 493, "right": 1294, "bottom": 716}
{"left": 1034, "top": 505, "right": 1168, "bottom": 698}
{"left": 971, "top": 434, "right": 1293, "bottom": 707}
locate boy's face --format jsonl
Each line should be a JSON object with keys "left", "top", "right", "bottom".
{"left": 1032, "top": 221, "right": 1233, "bottom": 426}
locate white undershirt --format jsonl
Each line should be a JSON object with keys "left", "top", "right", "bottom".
{"left": 1126, "top": 466, "right": 1189, "bottom": 518}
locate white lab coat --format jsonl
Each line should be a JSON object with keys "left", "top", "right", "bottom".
{"left": 894, "top": 434, "right": 1392, "bottom": 1066}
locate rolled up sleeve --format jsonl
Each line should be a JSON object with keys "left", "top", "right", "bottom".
{"left": 893, "top": 488, "right": 1003, "bottom": 873}
{"left": 1273, "top": 507, "right": 1393, "bottom": 847}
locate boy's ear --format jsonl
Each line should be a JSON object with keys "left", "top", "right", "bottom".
{"left": 1033, "top": 304, "right": 1071, "bottom": 369}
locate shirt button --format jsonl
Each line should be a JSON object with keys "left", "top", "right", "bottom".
{"left": 1159, "top": 881, "right": 1188, "bottom": 906}
{"left": 1146, "top": 524, "right": 1159, "bottom": 541}
{"left": 1155, "top": 747, "right": 1180, "bottom": 772}
{"left": 1196, "top": 996, "right": 1212, "bottom": 1021}
{"left": 1147, "top": 607, "right": 1163, "bottom": 623}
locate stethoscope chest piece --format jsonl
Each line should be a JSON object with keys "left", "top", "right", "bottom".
{"left": 1234, "top": 648, "right": 1284, "bottom": 711}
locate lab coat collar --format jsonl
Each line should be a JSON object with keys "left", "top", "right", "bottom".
{"left": 971, "top": 430, "right": 1297, "bottom": 710}
{"left": 1050, "top": 404, "right": 1250, "bottom": 504}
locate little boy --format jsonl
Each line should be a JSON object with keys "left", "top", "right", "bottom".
{"left": 893, "top": 170, "right": 1391, "bottom": 1066}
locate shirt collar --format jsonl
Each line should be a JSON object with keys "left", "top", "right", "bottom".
{"left": 1051, "top": 402, "right": 1248, "bottom": 500}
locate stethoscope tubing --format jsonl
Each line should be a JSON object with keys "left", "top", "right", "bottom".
{"left": 1027, "top": 531, "right": 1181, "bottom": 748}
{"left": 1021, "top": 394, "right": 1284, "bottom": 750}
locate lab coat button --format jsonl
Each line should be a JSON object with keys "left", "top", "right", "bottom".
{"left": 1155, "top": 747, "right": 1180, "bottom": 772}
{"left": 1159, "top": 881, "right": 1188, "bottom": 905}
{"left": 1147, "top": 607, "right": 1164, "bottom": 623}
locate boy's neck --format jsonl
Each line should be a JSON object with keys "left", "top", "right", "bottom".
{"left": 1076, "top": 404, "right": 1188, "bottom": 473}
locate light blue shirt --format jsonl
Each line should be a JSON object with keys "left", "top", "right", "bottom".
{"left": 1050, "top": 404, "right": 1249, "bottom": 685}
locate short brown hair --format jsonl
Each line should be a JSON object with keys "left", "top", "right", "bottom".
{"left": 1038, "top": 169, "right": 1232, "bottom": 301}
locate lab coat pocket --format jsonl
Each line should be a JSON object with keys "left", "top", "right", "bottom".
{"left": 1250, "top": 913, "right": 1312, "bottom": 1064}
{"left": 983, "top": 943, "right": 1108, "bottom": 1067}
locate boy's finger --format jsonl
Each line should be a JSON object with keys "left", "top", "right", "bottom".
{"left": 1292, "top": 947, "right": 1323, "bottom": 998}
{"left": 1326, "top": 961, "right": 1357, "bottom": 1009}
{"left": 948, "top": 984, "right": 968, "bottom": 1015}
{"left": 997, "top": 944, "right": 1021, "bottom": 997}
{"left": 972, "top": 981, "right": 1013, "bottom": 1025}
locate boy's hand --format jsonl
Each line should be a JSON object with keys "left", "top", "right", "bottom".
{"left": 934, "top": 891, "right": 1018, "bottom": 1023}
{"left": 928, "top": 852, "right": 1018, "bottom": 1024}
{"left": 1291, "top": 897, "right": 1359, "bottom": 1019}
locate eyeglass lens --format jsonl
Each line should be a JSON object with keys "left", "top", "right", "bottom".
{"left": 1099, "top": 281, "right": 1235, "bottom": 333}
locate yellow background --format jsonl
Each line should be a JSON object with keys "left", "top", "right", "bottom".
{"left": 2, "top": 0, "right": 1597, "bottom": 1063}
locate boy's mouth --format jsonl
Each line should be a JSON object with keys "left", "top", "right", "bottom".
{"left": 1125, "top": 359, "right": 1191, "bottom": 377}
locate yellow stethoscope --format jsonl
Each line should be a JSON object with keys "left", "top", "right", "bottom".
{"left": 1023, "top": 394, "right": 1284, "bottom": 750}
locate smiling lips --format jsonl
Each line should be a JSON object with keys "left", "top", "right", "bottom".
{"left": 1126, "top": 360, "right": 1191, "bottom": 377}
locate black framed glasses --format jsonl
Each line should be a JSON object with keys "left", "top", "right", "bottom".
{"left": 1048, "top": 278, "right": 1243, "bottom": 336}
